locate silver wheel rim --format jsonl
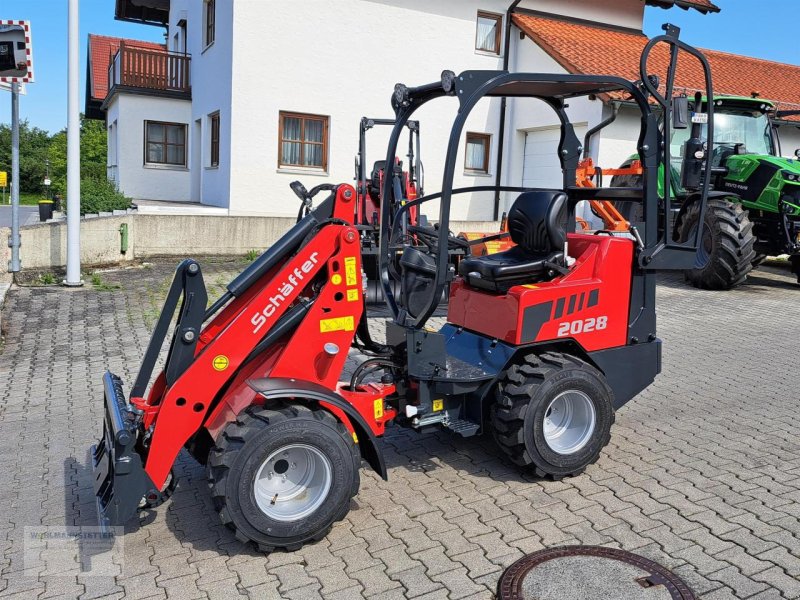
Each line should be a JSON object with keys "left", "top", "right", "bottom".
{"left": 543, "top": 391, "right": 596, "bottom": 455}
{"left": 254, "top": 444, "right": 332, "bottom": 522}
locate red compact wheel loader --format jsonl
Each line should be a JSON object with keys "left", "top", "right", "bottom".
{"left": 93, "top": 25, "right": 715, "bottom": 551}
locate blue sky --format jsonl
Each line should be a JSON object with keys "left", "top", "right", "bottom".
{"left": 0, "top": 0, "right": 164, "bottom": 134}
{"left": 1, "top": 0, "right": 797, "bottom": 134}
{"left": 643, "top": 0, "right": 797, "bottom": 65}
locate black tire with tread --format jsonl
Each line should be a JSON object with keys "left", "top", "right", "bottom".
{"left": 207, "top": 403, "right": 360, "bottom": 552}
{"left": 678, "top": 197, "right": 756, "bottom": 290}
{"left": 491, "top": 352, "right": 615, "bottom": 479}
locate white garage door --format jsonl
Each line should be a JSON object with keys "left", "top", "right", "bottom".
{"left": 522, "top": 126, "right": 586, "bottom": 189}
{"left": 522, "top": 126, "right": 598, "bottom": 226}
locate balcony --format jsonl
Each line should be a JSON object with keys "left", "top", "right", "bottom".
{"left": 108, "top": 42, "right": 190, "bottom": 98}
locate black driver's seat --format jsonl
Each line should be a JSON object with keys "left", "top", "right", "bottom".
{"left": 458, "top": 190, "right": 568, "bottom": 292}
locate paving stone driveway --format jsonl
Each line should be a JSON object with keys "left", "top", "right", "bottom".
{"left": 1, "top": 257, "right": 800, "bottom": 599}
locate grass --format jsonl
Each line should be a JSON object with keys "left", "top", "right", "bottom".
{"left": 39, "top": 272, "right": 56, "bottom": 285}
{"left": 89, "top": 272, "right": 121, "bottom": 292}
{"left": 245, "top": 249, "right": 261, "bottom": 262}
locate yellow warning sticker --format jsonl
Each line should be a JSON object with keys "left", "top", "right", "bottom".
{"left": 346, "top": 288, "right": 359, "bottom": 302}
{"left": 319, "top": 315, "right": 355, "bottom": 333}
{"left": 331, "top": 273, "right": 342, "bottom": 285}
{"left": 374, "top": 398, "right": 384, "bottom": 420}
{"left": 345, "top": 256, "right": 357, "bottom": 286}
{"left": 352, "top": 431, "right": 359, "bottom": 444}
{"left": 212, "top": 355, "right": 230, "bottom": 371}
{"left": 432, "top": 399, "right": 444, "bottom": 412}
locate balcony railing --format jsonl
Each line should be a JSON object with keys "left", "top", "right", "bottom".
{"left": 108, "top": 42, "right": 190, "bottom": 95}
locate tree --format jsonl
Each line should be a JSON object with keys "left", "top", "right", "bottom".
{"left": 0, "top": 119, "right": 52, "bottom": 193}
{"left": 0, "top": 115, "right": 108, "bottom": 196}
{"left": 48, "top": 115, "right": 108, "bottom": 196}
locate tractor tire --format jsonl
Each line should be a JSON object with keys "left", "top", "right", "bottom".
{"left": 678, "top": 197, "right": 755, "bottom": 290}
{"left": 207, "top": 403, "right": 360, "bottom": 552}
{"left": 491, "top": 352, "right": 615, "bottom": 479}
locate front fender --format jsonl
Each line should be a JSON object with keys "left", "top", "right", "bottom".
{"left": 246, "top": 377, "right": 388, "bottom": 480}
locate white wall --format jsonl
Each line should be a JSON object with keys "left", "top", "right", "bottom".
{"left": 226, "top": 0, "right": 521, "bottom": 220}
{"left": 109, "top": 93, "right": 192, "bottom": 202}
{"left": 155, "top": 0, "right": 649, "bottom": 218}
{"left": 503, "top": 31, "right": 605, "bottom": 212}
{"left": 779, "top": 126, "right": 800, "bottom": 158}
{"left": 520, "top": 0, "right": 645, "bottom": 30}
{"left": 168, "top": 0, "right": 234, "bottom": 207}
{"left": 597, "top": 105, "right": 643, "bottom": 170}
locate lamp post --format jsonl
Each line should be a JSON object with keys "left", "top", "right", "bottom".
{"left": 64, "top": 0, "right": 82, "bottom": 285}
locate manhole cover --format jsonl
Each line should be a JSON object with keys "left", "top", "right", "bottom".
{"left": 497, "top": 546, "right": 695, "bottom": 600}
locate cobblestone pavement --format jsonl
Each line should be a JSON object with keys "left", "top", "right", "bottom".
{"left": 2, "top": 257, "right": 800, "bottom": 599}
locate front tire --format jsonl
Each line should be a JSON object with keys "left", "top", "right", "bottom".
{"left": 491, "top": 352, "right": 615, "bottom": 479}
{"left": 207, "top": 403, "right": 360, "bottom": 552}
{"left": 678, "top": 197, "right": 755, "bottom": 290}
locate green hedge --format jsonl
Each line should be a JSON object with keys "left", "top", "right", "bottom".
{"left": 78, "top": 178, "right": 132, "bottom": 214}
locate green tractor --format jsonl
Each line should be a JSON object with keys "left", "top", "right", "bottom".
{"left": 615, "top": 95, "right": 800, "bottom": 289}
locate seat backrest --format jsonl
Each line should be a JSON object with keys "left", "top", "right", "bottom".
{"left": 507, "top": 190, "right": 567, "bottom": 255}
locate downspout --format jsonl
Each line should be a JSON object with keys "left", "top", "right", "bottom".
{"left": 583, "top": 101, "right": 620, "bottom": 159}
{"left": 493, "top": 0, "right": 522, "bottom": 220}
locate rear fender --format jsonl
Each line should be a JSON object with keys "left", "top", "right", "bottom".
{"left": 245, "top": 377, "right": 388, "bottom": 480}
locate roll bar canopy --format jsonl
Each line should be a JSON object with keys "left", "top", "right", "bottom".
{"left": 378, "top": 24, "right": 714, "bottom": 329}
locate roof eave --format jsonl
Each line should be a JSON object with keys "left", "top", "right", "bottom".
{"left": 645, "top": 0, "right": 721, "bottom": 15}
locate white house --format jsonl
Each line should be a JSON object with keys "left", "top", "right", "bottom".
{"left": 87, "top": 0, "right": 800, "bottom": 221}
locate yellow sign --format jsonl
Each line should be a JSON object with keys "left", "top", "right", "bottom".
{"left": 345, "top": 256, "right": 357, "bottom": 286}
{"left": 319, "top": 315, "right": 354, "bottom": 333}
{"left": 346, "top": 289, "right": 359, "bottom": 302}
{"left": 432, "top": 399, "right": 444, "bottom": 412}
{"left": 0, "top": 172, "right": 6, "bottom": 187}
{"left": 212, "top": 355, "right": 230, "bottom": 371}
{"left": 374, "top": 399, "right": 384, "bottom": 420}
{"left": 331, "top": 274, "right": 342, "bottom": 285}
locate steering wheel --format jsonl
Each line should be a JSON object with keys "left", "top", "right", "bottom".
{"left": 407, "top": 224, "right": 470, "bottom": 251}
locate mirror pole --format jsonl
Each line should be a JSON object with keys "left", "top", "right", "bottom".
{"left": 8, "top": 83, "right": 20, "bottom": 272}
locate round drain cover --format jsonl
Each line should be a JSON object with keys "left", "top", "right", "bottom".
{"left": 497, "top": 546, "right": 695, "bottom": 600}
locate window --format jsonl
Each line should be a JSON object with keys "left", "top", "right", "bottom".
{"left": 465, "top": 132, "right": 491, "bottom": 173}
{"left": 204, "top": 0, "right": 215, "bottom": 47}
{"left": 476, "top": 11, "right": 502, "bottom": 54}
{"left": 278, "top": 112, "right": 329, "bottom": 170}
{"left": 210, "top": 112, "right": 220, "bottom": 167}
{"left": 144, "top": 121, "right": 187, "bottom": 166}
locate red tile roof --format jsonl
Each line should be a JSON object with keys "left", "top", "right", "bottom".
{"left": 645, "top": 0, "right": 720, "bottom": 14}
{"left": 87, "top": 34, "right": 165, "bottom": 100}
{"left": 513, "top": 13, "right": 800, "bottom": 117}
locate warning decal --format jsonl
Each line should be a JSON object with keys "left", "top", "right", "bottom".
{"left": 319, "top": 316, "right": 355, "bottom": 333}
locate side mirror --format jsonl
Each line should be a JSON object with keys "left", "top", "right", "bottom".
{"left": 672, "top": 96, "right": 690, "bottom": 130}
{"left": 0, "top": 24, "right": 31, "bottom": 80}
{"left": 794, "top": 149, "right": 800, "bottom": 159}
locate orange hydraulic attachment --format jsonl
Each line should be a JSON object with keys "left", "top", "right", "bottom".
{"left": 458, "top": 212, "right": 515, "bottom": 257}
{"left": 574, "top": 158, "right": 642, "bottom": 232}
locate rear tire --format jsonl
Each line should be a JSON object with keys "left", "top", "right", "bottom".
{"left": 207, "top": 403, "right": 360, "bottom": 552}
{"left": 491, "top": 352, "right": 615, "bottom": 479}
{"left": 678, "top": 197, "right": 755, "bottom": 290}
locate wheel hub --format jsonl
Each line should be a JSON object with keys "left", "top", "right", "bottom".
{"left": 543, "top": 390, "right": 596, "bottom": 455}
{"left": 254, "top": 444, "right": 333, "bottom": 522}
